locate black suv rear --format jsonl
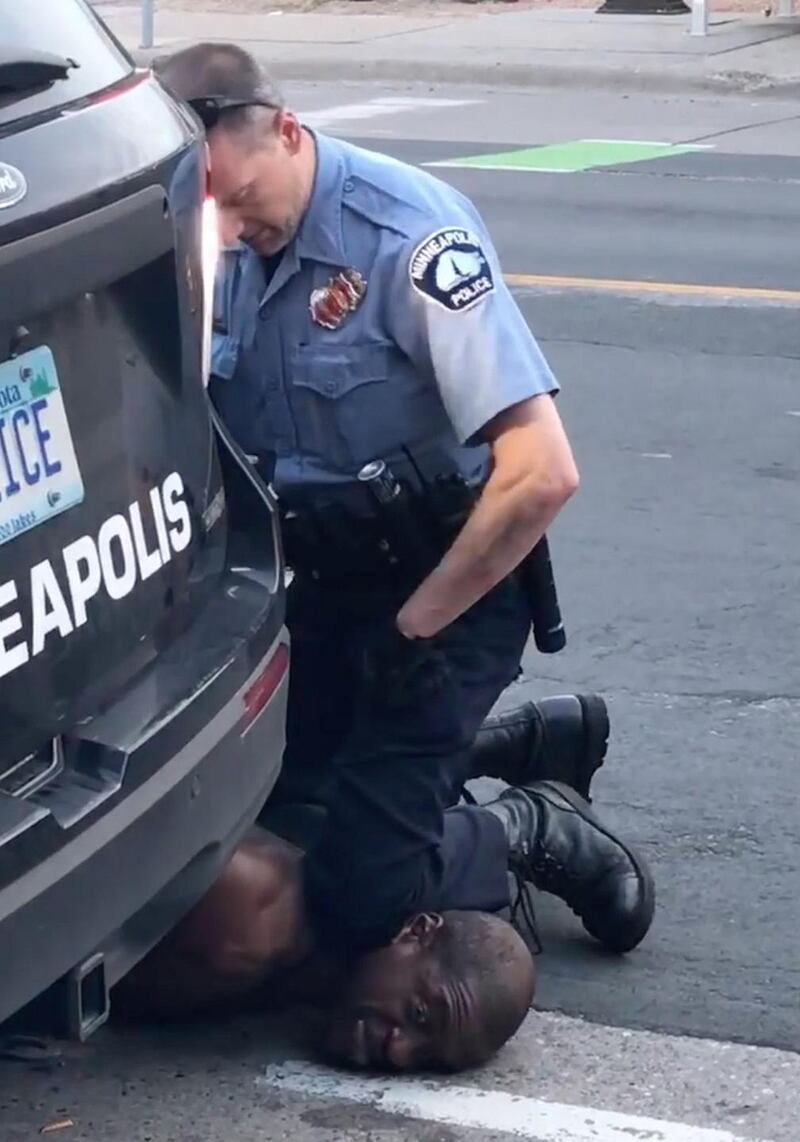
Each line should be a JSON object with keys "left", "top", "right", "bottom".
{"left": 0, "top": 0, "right": 288, "bottom": 1037}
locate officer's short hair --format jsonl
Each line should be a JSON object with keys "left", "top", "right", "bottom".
{"left": 153, "top": 43, "right": 284, "bottom": 141}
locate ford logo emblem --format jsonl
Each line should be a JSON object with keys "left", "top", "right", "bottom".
{"left": 0, "top": 164, "right": 27, "bottom": 210}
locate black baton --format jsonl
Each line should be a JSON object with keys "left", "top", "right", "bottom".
{"left": 518, "top": 534, "right": 567, "bottom": 654}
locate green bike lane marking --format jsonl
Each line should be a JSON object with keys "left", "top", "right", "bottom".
{"left": 426, "top": 138, "right": 713, "bottom": 174}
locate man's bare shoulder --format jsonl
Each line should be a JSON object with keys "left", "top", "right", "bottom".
{"left": 115, "top": 826, "right": 306, "bottom": 1021}
{"left": 173, "top": 827, "right": 301, "bottom": 949}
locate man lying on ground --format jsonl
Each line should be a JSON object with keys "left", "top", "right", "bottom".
{"left": 116, "top": 694, "right": 653, "bottom": 1074}
{"left": 115, "top": 819, "right": 536, "bottom": 1073}
{"left": 116, "top": 779, "right": 651, "bottom": 1075}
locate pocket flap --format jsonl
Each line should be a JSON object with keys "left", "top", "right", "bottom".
{"left": 292, "top": 342, "right": 389, "bottom": 398}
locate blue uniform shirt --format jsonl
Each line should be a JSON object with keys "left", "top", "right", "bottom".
{"left": 210, "top": 131, "right": 559, "bottom": 512}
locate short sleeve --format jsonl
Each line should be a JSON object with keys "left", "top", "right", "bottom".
{"left": 386, "top": 218, "right": 559, "bottom": 445}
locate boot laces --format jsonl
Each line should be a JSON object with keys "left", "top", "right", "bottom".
{"left": 509, "top": 869, "right": 543, "bottom": 955}
{"left": 511, "top": 849, "right": 589, "bottom": 932}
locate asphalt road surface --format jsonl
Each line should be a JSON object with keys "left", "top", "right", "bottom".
{"left": 3, "top": 84, "right": 800, "bottom": 1142}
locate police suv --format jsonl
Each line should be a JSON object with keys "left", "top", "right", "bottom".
{"left": 0, "top": 0, "right": 288, "bottom": 1037}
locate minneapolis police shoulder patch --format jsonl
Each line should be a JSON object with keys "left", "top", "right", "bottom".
{"left": 409, "top": 227, "right": 495, "bottom": 314}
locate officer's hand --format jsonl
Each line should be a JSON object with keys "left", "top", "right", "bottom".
{"left": 360, "top": 619, "right": 451, "bottom": 712}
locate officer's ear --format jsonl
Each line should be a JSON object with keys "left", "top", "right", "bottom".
{"left": 392, "top": 913, "right": 444, "bottom": 949}
{"left": 275, "top": 109, "right": 302, "bottom": 156}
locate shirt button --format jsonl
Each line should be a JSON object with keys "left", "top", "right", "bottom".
{"left": 324, "top": 381, "right": 337, "bottom": 394}
{"left": 343, "top": 179, "right": 355, "bottom": 193}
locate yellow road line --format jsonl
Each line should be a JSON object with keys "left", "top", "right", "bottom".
{"left": 504, "top": 272, "right": 800, "bottom": 304}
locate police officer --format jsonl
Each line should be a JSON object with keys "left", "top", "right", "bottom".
{"left": 156, "top": 45, "right": 654, "bottom": 956}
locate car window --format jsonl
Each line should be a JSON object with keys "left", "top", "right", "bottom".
{"left": 0, "top": 0, "right": 132, "bottom": 130}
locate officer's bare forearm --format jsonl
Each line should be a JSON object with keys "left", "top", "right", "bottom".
{"left": 397, "top": 473, "right": 572, "bottom": 638}
{"left": 396, "top": 394, "right": 578, "bottom": 639}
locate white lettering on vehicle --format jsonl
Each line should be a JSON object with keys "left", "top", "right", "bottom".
{"left": 0, "top": 471, "right": 194, "bottom": 679}
{"left": 0, "top": 579, "right": 28, "bottom": 675}
{"left": 30, "top": 559, "right": 73, "bottom": 656}
{"left": 63, "top": 535, "right": 102, "bottom": 628}
{"left": 129, "top": 501, "right": 163, "bottom": 580}
{"left": 98, "top": 514, "right": 138, "bottom": 601}
{"left": 149, "top": 485, "right": 172, "bottom": 562}
{"left": 162, "top": 471, "right": 192, "bottom": 553}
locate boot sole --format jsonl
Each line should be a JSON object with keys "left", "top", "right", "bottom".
{"left": 575, "top": 693, "right": 610, "bottom": 800}
{"left": 535, "top": 779, "right": 656, "bottom": 954}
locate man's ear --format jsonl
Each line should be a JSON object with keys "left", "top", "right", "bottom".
{"left": 392, "top": 913, "right": 444, "bottom": 948}
{"left": 277, "top": 109, "right": 302, "bottom": 155}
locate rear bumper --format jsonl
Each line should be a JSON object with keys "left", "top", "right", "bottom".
{"left": 0, "top": 605, "right": 289, "bottom": 1030}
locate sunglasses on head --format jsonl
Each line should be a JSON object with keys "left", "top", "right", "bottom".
{"left": 187, "top": 95, "right": 278, "bottom": 130}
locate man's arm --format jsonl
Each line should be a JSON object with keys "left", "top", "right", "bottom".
{"left": 397, "top": 393, "right": 578, "bottom": 639}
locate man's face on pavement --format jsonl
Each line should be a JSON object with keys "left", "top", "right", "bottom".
{"left": 208, "top": 111, "right": 307, "bottom": 255}
{"left": 323, "top": 914, "right": 486, "bottom": 1073}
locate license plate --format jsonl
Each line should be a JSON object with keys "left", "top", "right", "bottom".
{"left": 0, "top": 346, "right": 84, "bottom": 546}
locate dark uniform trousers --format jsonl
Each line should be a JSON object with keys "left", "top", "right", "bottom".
{"left": 279, "top": 571, "right": 532, "bottom": 953}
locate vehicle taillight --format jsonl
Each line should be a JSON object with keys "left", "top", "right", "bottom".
{"left": 243, "top": 643, "right": 289, "bottom": 732}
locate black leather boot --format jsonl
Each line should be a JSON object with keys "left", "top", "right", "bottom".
{"left": 485, "top": 780, "right": 654, "bottom": 953}
{"left": 469, "top": 695, "right": 610, "bottom": 800}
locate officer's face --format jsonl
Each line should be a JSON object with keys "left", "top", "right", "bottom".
{"left": 208, "top": 111, "right": 309, "bottom": 255}
{"left": 323, "top": 915, "right": 487, "bottom": 1073}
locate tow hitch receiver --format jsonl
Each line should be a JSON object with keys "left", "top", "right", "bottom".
{"left": 66, "top": 953, "right": 109, "bottom": 1041}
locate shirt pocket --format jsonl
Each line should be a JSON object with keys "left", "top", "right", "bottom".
{"left": 290, "top": 342, "right": 392, "bottom": 471}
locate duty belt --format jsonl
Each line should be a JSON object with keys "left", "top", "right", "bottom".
{"left": 281, "top": 455, "right": 566, "bottom": 652}
{"left": 281, "top": 507, "right": 427, "bottom": 589}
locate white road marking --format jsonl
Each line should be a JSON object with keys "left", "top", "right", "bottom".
{"left": 259, "top": 1062, "right": 772, "bottom": 1142}
{"left": 427, "top": 161, "right": 576, "bottom": 173}
{"left": 581, "top": 138, "right": 714, "bottom": 150}
{"left": 641, "top": 452, "right": 673, "bottom": 459}
{"left": 301, "top": 97, "right": 479, "bottom": 131}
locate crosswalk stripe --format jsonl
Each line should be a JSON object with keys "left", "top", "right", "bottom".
{"left": 301, "top": 96, "right": 480, "bottom": 131}
{"left": 259, "top": 1062, "right": 772, "bottom": 1142}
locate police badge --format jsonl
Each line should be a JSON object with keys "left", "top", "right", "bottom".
{"left": 309, "top": 268, "right": 367, "bottom": 330}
